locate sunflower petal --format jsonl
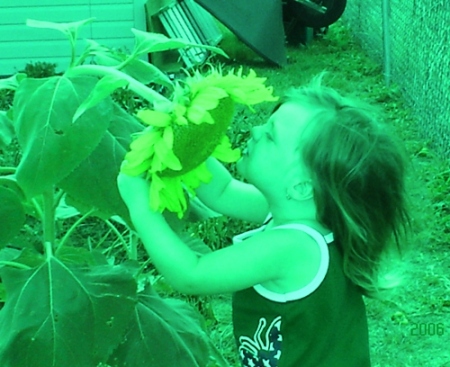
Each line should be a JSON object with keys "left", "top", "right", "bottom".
{"left": 166, "top": 177, "right": 186, "bottom": 211}
{"left": 137, "top": 109, "right": 172, "bottom": 127}
{"left": 211, "top": 135, "right": 241, "bottom": 163}
{"left": 174, "top": 115, "right": 188, "bottom": 125}
{"left": 149, "top": 174, "right": 164, "bottom": 211}
{"left": 125, "top": 145, "right": 155, "bottom": 163}
{"left": 157, "top": 178, "right": 182, "bottom": 214}
{"left": 150, "top": 154, "right": 164, "bottom": 173}
{"left": 162, "top": 125, "right": 174, "bottom": 149}
{"left": 162, "top": 149, "right": 182, "bottom": 171}
{"left": 227, "top": 88, "right": 248, "bottom": 104}
{"left": 191, "top": 86, "right": 227, "bottom": 110}
{"left": 202, "top": 111, "right": 215, "bottom": 124}
{"left": 120, "top": 158, "right": 153, "bottom": 176}
{"left": 129, "top": 130, "right": 161, "bottom": 152}
{"left": 182, "top": 163, "right": 213, "bottom": 191}
{"left": 187, "top": 105, "right": 207, "bottom": 125}
{"left": 154, "top": 138, "right": 170, "bottom": 162}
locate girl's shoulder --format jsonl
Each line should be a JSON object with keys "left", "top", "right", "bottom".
{"left": 258, "top": 221, "right": 329, "bottom": 293}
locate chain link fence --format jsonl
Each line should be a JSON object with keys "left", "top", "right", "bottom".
{"left": 342, "top": 0, "right": 450, "bottom": 158}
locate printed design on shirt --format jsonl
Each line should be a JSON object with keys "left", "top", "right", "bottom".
{"left": 238, "top": 316, "right": 282, "bottom": 367}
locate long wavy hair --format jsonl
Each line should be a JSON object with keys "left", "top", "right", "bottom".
{"left": 280, "top": 74, "right": 412, "bottom": 298}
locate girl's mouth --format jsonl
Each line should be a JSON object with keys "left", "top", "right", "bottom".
{"left": 243, "top": 139, "right": 253, "bottom": 155}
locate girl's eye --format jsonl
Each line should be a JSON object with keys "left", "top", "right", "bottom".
{"left": 266, "top": 132, "right": 273, "bottom": 141}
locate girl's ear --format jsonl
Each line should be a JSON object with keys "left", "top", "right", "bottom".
{"left": 288, "top": 180, "right": 314, "bottom": 201}
{"left": 284, "top": 163, "right": 314, "bottom": 201}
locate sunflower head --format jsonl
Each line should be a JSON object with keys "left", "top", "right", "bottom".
{"left": 162, "top": 96, "right": 235, "bottom": 177}
{"left": 121, "top": 67, "right": 278, "bottom": 218}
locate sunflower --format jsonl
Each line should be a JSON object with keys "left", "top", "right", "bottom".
{"left": 121, "top": 67, "right": 278, "bottom": 219}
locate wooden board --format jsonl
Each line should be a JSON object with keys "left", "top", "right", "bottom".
{"left": 0, "top": 0, "right": 146, "bottom": 76}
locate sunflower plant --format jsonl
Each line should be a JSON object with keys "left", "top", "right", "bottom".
{"left": 121, "top": 67, "right": 277, "bottom": 218}
{"left": 0, "top": 17, "right": 282, "bottom": 367}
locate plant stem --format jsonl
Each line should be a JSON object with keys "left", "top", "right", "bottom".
{"left": 103, "top": 219, "right": 132, "bottom": 259}
{"left": 115, "top": 53, "right": 137, "bottom": 71}
{"left": 42, "top": 188, "right": 56, "bottom": 257}
{"left": 129, "top": 231, "right": 138, "bottom": 261}
{"left": 44, "top": 242, "right": 53, "bottom": 259}
{"left": 66, "top": 65, "right": 172, "bottom": 109}
{"left": 135, "top": 258, "right": 152, "bottom": 277}
{"left": 0, "top": 261, "right": 32, "bottom": 270}
{"left": 69, "top": 35, "right": 77, "bottom": 68}
{"left": 0, "top": 167, "right": 16, "bottom": 174}
{"left": 31, "top": 198, "right": 44, "bottom": 222}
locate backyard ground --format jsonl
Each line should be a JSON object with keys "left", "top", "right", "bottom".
{"left": 1, "top": 20, "right": 449, "bottom": 367}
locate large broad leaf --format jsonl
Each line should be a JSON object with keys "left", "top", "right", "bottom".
{"left": 0, "top": 259, "right": 137, "bottom": 367}
{"left": 109, "top": 285, "right": 210, "bottom": 367}
{"left": 13, "top": 76, "right": 112, "bottom": 198}
{"left": 58, "top": 103, "right": 142, "bottom": 224}
{"left": 0, "top": 186, "right": 25, "bottom": 248}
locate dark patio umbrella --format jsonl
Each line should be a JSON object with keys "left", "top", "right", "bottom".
{"left": 193, "top": 0, "right": 287, "bottom": 66}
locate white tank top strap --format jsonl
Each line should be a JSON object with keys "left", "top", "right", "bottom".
{"left": 253, "top": 223, "right": 334, "bottom": 303}
{"left": 271, "top": 223, "right": 334, "bottom": 244}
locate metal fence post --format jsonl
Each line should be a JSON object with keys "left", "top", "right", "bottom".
{"left": 382, "top": 0, "right": 392, "bottom": 85}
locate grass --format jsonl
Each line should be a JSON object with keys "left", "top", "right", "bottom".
{"left": 1, "top": 20, "right": 449, "bottom": 366}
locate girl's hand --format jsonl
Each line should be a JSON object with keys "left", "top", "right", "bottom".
{"left": 117, "top": 166, "right": 151, "bottom": 211}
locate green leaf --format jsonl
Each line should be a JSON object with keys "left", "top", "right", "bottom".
{"left": 131, "top": 29, "right": 228, "bottom": 58}
{"left": 75, "top": 39, "right": 110, "bottom": 66}
{"left": 122, "top": 58, "right": 174, "bottom": 87}
{"left": 109, "top": 285, "right": 211, "bottom": 367}
{"left": 58, "top": 104, "right": 142, "bottom": 224}
{"left": 54, "top": 194, "right": 81, "bottom": 219}
{"left": 55, "top": 247, "right": 108, "bottom": 267}
{"left": 3, "top": 247, "right": 45, "bottom": 269}
{"left": 13, "top": 76, "right": 112, "bottom": 199}
{"left": 73, "top": 75, "right": 128, "bottom": 122}
{"left": 0, "top": 259, "right": 137, "bottom": 367}
{"left": 26, "top": 18, "right": 95, "bottom": 38}
{"left": 84, "top": 39, "right": 110, "bottom": 54}
{"left": 0, "top": 186, "right": 25, "bottom": 249}
{"left": 91, "top": 47, "right": 173, "bottom": 87}
{"left": 0, "top": 176, "right": 26, "bottom": 203}
{"left": 0, "top": 74, "right": 27, "bottom": 91}
{"left": 0, "top": 111, "right": 15, "bottom": 151}
{"left": 0, "top": 248, "right": 22, "bottom": 271}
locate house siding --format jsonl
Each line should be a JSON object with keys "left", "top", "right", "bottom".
{"left": 0, "top": 0, "right": 146, "bottom": 76}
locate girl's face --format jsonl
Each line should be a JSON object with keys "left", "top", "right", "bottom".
{"left": 237, "top": 102, "right": 317, "bottom": 200}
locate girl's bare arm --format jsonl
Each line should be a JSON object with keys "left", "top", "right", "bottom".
{"left": 195, "top": 157, "right": 270, "bottom": 224}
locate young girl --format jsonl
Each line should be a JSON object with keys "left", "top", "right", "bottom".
{"left": 117, "top": 76, "right": 410, "bottom": 367}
